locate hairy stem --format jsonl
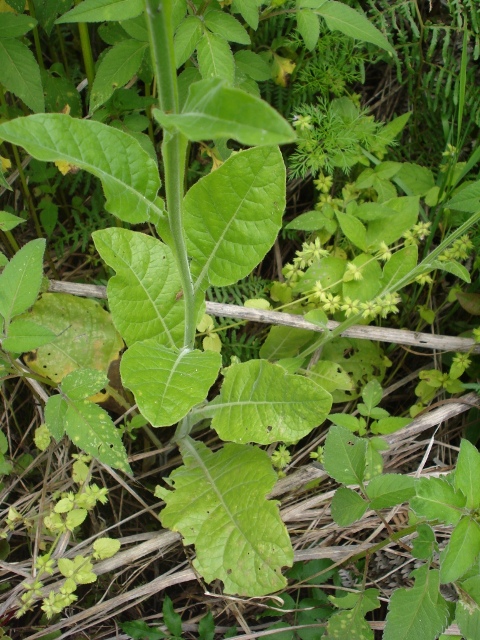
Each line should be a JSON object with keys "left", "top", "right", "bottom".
{"left": 145, "top": 0, "right": 196, "bottom": 350}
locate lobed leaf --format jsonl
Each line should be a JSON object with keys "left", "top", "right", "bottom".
{"left": 207, "top": 359, "right": 332, "bottom": 444}
{"left": 159, "top": 438, "right": 293, "bottom": 595}
{"left": 383, "top": 566, "right": 452, "bottom": 640}
{"left": 184, "top": 146, "right": 285, "bottom": 290}
{"left": 0, "top": 115, "right": 162, "bottom": 224}
{"left": 121, "top": 339, "right": 221, "bottom": 427}
{"left": 93, "top": 229, "right": 184, "bottom": 348}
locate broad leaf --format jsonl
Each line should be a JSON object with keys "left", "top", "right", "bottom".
{"left": 90, "top": 39, "right": 147, "bottom": 112}
{"left": 456, "top": 601, "right": 480, "bottom": 640}
{"left": 364, "top": 196, "right": 419, "bottom": 250}
{"left": 93, "top": 229, "right": 184, "bottom": 348}
{"left": 366, "top": 474, "right": 415, "bottom": 509}
{"left": 197, "top": 30, "right": 235, "bottom": 83}
{"left": 44, "top": 394, "right": 68, "bottom": 441}
{"left": 342, "top": 253, "right": 382, "bottom": 303}
{"left": 297, "top": 9, "right": 320, "bottom": 51}
{"left": 440, "top": 516, "right": 480, "bottom": 584}
{"left": 61, "top": 368, "right": 109, "bottom": 401}
{"left": 335, "top": 211, "right": 367, "bottom": 251}
{"left": 0, "top": 115, "right": 162, "bottom": 224}
{"left": 204, "top": 10, "right": 250, "bottom": 44}
{"left": 323, "top": 425, "right": 367, "bottom": 485}
{"left": 361, "top": 379, "right": 382, "bottom": 412}
{"left": 381, "top": 245, "right": 418, "bottom": 290}
{"left": 396, "top": 163, "right": 435, "bottom": 196}
{"left": 428, "top": 259, "right": 471, "bottom": 283}
{"left": 121, "top": 339, "right": 221, "bottom": 427}
{"left": 206, "top": 359, "right": 332, "bottom": 444}
{"left": 446, "top": 180, "right": 480, "bottom": 212}
{"left": 234, "top": 50, "right": 271, "bottom": 81}
{"left": 174, "top": 15, "right": 202, "bottom": 68}
{"left": 0, "top": 13, "right": 37, "bottom": 37}
{"left": 56, "top": 0, "right": 143, "bottom": 23}
{"left": 159, "top": 438, "right": 293, "bottom": 595}
{"left": 0, "top": 239, "right": 45, "bottom": 325}
{"left": 260, "top": 325, "right": 313, "bottom": 360}
{"left": 184, "top": 146, "right": 285, "bottom": 290}
{"left": 0, "top": 38, "right": 45, "bottom": 113}
{"left": 325, "top": 610, "right": 373, "bottom": 640}
{"left": 455, "top": 439, "right": 480, "bottom": 509}
{"left": 410, "top": 477, "right": 466, "bottom": 526}
{"left": 315, "top": 1, "right": 394, "bottom": 55}
{"left": 330, "top": 487, "right": 368, "bottom": 526}
{"left": 0, "top": 211, "right": 25, "bottom": 231}
{"left": 65, "top": 399, "right": 130, "bottom": 472}
{"left": 2, "top": 319, "right": 55, "bottom": 353}
{"left": 384, "top": 566, "right": 452, "bottom": 640}
{"left": 154, "top": 78, "right": 295, "bottom": 146}
{"left": 23, "top": 293, "right": 124, "bottom": 386}
{"left": 232, "top": 0, "right": 258, "bottom": 29}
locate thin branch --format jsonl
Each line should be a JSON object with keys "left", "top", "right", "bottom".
{"left": 48, "top": 280, "right": 480, "bottom": 354}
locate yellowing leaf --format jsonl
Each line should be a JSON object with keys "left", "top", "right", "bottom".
{"left": 272, "top": 54, "right": 295, "bottom": 87}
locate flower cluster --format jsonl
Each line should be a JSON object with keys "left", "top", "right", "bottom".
{"left": 293, "top": 237, "right": 329, "bottom": 270}
{"left": 440, "top": 234, "right": 474, "bottom": 261}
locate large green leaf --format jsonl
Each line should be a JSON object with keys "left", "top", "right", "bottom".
{"left": 154, "top": 79, "right": 295, "bottom": 146}
{"left": 381, "top": 245, "right": 418, "bottom": 290}
{"left": 306, "top": 0, "right": 395, "bottom": 55}
{"left": 0, "top": 13, "right": 37, "bottom": 38}
{"left": 197, "top": 30, "right": 235, "bottom": 83}
{"left": 23, "top": 293, "right": 124, "bottom": 385}
{"left": 440, "top": 517, "right": 480, "bottom": 584}
{"left": 204, "top": 359, "right": 331, "bottom": 444}
{"left": 120, "top": 339, "right": 221, "bottom": 427}
{"left": 0, "top": 38, "right": 44, "bottom": 113}
{"left": 90, "top": 39, "right": 147, "bottom": 112}
{"left": 0, "top": 115, "right": 162, "bottom": 224}
{"left": 204, "top": 10, "right": 250, "bottom": 44}
{"left": 56, "top": 0, "right": 143, "bottom": 23}
{"left": 184, "top": 146, "right": 285, "bottom": 290}
{"left": 0, "top": 239, "right": 45, "bottom": 326}
{"left": 158, "top": 438, "right": 293, "bottom": 595}
{"left": 383, "top": 566, "right": 452, "bottom": 640}
{"left": 64, "top": 399, "right": 131, "bottom": 472}
{"left": 410, "top": 477, "right": 466, "bottom": 526}
{"left": 446, "top": 180, "right": 480, "bottom": 212}
{"left": 93, "top": 229, "right": 184, "bottom": 348}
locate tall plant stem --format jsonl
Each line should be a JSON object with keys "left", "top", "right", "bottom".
{"left": 74, "top": 0, "right": 95, "bottom": 89}
{"left": 145, "top": 0, "right": 196, "bottom": 350}
{"left": 26, "top": 0, "right": 45, "bottom": 71}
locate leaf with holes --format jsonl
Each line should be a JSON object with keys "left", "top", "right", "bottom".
{"left": 0, "top": 115, "right": 162, "bottom": 224}
{"left": 64, "top": 399, "right": 130, "bottom": 472}
{"left": 184, "top": 146, "right": 285, "bottom": 290}
{"left": 158, "top": 438, "right": 293, "bottom": 595}
{"left": 93, "top": 228, "right": 184, "bottom": 348}
{"left": 121, "top": 339, "right": 221, "bottom": 427}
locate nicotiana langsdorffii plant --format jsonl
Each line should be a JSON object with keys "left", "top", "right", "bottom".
{"left": 1, "top": 0, "right": 480, "bottom": 636}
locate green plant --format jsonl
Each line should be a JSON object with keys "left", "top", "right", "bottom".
{"left": 1, "top": 0, "right": 480, "bottom": 637}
